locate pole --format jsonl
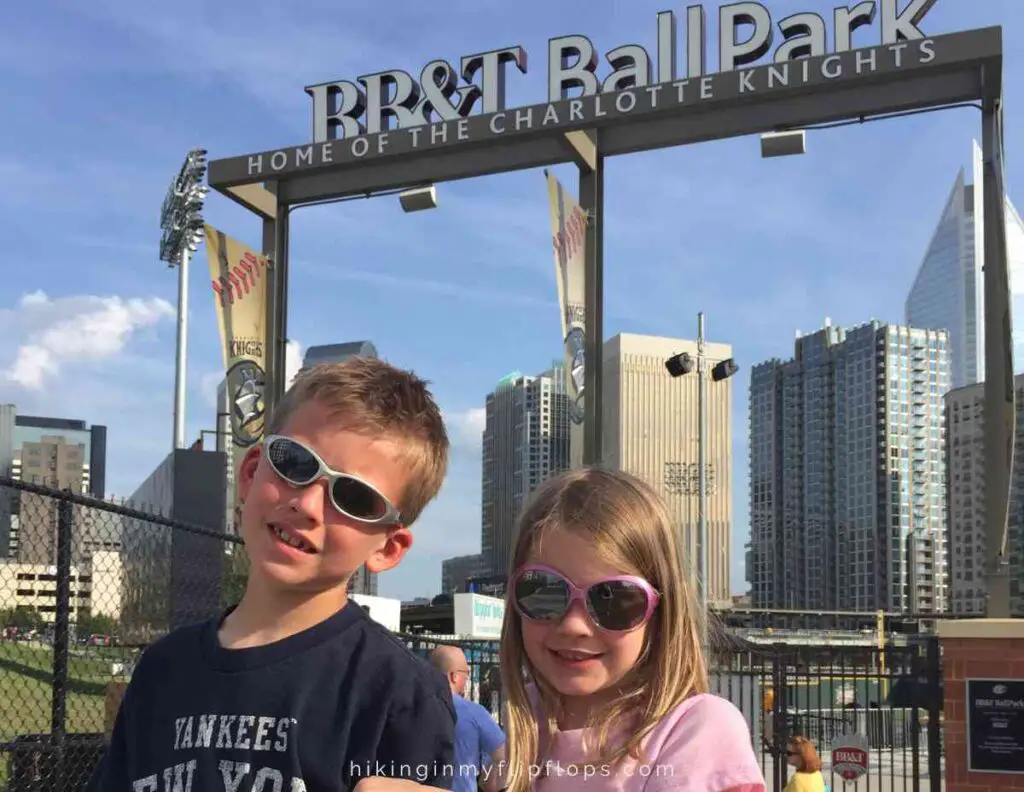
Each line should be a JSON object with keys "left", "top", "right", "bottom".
{"left": 265, "top": 203, "right": 290, "bottom": 418}
{"left": 980, "top": 102, "right": 1014, "bottom": 617}
{"left": 579, "top": 143, "right": 604, "bottom": 466}
{"left": 172, "top": 246, "right": 190, "bottom": 449}
{"left": 697, "top": 311, "right": 708, "bottom": 644}
{"left": 926, "top": 637, "right": 943, "bottom": 792}
{"left": 160, "top": 148, "right": 207, "bottom": 451}
{"left": 51, "top": 497, "right": 73, "bottom": 780}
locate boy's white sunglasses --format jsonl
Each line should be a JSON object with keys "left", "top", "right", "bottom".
{"left": 262, "top": 434, "right": 402, "bottom": 524}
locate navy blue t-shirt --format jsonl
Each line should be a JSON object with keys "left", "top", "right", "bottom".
{"left": 86, "top": 603, "right": 456, "bottom": 791}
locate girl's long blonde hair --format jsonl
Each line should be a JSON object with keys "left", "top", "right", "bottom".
{"left": 498, "top": 467, "right": 709, "bottom": 792}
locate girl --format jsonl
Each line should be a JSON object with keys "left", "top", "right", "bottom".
{"left": 783, "top": 737, "right": 827, "bottom": 792}
{"left": 499, "top": 467, "right": 765, "bottom": 792}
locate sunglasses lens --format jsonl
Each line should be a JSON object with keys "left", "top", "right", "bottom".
{"left": 586, "top": 580, "right": 651, "bottom": 631}
{"left": 514, "top": 570, "right": 569, "bottom": 622}
{"left": 266, "top": 437, "right": 319, "bottom": 484}
{"left": 331, "top": 476, "right": 389, "bottom": 521}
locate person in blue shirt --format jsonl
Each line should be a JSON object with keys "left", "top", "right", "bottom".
{"left": 430, "top": 646, "right": 506, "bottom": 792}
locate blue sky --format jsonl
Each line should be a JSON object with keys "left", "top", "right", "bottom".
{"left": 1, "top": 0, "right": 1022, "bottom": 601}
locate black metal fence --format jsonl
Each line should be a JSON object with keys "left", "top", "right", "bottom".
{"left": 0, "top": 478, "right": 945, "bottom": 792}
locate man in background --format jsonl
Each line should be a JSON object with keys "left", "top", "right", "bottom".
{"left": 429, "top": 646, "right": 506, "bottom": 792}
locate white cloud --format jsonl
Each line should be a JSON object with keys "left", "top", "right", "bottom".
{"left": 1, "top": 290, "right": 175, "bottom": 390}
{"left": 445, "top": 406, "right": 486, "bottom": 446}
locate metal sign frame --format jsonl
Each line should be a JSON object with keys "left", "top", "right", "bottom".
{"left": 206, "top": 24, "right": 1013, "bottom": 620}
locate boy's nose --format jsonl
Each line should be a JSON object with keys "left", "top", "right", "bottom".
{"left": 289, "top": 477, "right": 329, "bottom": 519}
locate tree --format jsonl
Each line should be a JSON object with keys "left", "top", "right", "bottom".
{"left": 0, "top": 606, "right": 45, "bottom": 632}
{"left": 77, "top": 612, "right": 118, "bottom": 637}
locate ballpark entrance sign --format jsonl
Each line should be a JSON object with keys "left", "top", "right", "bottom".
{"left": 208, "top": 24, "right": 1002, "bottom": 202}
{"left": 205, "top": 2, "right": 1013, "bottom": 618}
{"left": 301, "top": 0, "right": 941, "bottom": 143}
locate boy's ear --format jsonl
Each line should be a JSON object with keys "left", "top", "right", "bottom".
{"left": 236, "top": 445, "right": 263, "bottom": 502}
{"left": 364, "top": 527, "right": 413, "bottom": 574}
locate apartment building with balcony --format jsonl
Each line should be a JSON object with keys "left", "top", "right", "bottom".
{"left": 748, "top": 320, "right": 950, "bottom": 613}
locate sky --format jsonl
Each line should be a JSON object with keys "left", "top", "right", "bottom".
{"left": 1, "top": 0, "right": 1023, "bottom": 602}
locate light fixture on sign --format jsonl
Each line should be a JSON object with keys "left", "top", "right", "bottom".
{"left": 399, "top": 185, "right": 438, "bottom": 213}
{"left": 760, "top": 130, "right": 806, "bottom": 158}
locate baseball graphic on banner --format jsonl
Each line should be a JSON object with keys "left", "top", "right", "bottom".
{"left": 225, "top": 359, "right": 266, "bottom": 447}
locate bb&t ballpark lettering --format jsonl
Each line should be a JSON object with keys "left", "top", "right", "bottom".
{"left": 305, "top": 0, "right": 937, "bottom": 144}
{"left": 243, "top": 35, "right": 935, "bottom": 179}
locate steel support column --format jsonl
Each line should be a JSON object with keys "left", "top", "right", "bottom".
{"left": 265, "top": 201, "right": 290, "bottom": 422}
{"left": 980, "top": 100, "right": 1014, "bottom": 618}
{"left": 578, "top": 136, "right": 604, "bottom": 466}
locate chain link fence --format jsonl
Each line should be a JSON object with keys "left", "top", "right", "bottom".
{"left": 0, "top": 476, "right": 244, "bottom": 791}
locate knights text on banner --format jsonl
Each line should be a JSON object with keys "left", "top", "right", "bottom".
{"left": 204, "top": 223, "right": 269, "bottom": 535}
{"left": 545, "top": 170, "right": 588, "bottom": 469}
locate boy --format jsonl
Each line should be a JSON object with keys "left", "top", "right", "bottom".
{"left": 88, "top": 357, "right": 456, "bottom": 791}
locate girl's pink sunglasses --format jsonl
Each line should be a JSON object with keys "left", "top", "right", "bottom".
{"left": 510, "top": 563, "right": 660, "bottom": 632}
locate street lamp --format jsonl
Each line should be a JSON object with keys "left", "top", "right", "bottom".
{"left": 664, "top": 312, "right": 739, "bottom": 645}
{"left": 159, "top": 148, "right": 209, "bottom": 450}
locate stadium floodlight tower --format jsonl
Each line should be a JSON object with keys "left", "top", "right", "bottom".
{"left": 664, "top": 312, "right": 738, "bottom": 646}
{"left": 159, "top": 147, "right": 209, "bottom": 450}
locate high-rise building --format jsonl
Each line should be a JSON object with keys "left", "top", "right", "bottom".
{"left": 440, "top": 553, "right": 487, "bottom": 595}
{"left": 747, "top": 321, "right": 950, "bottom": 613}
{"left": 7, "top": 414, "right": 107, "bottom": 497}
{"left": 0, "top": 409, "right": 108, "bottom": 562}
{"left": 481, "top": 366, "right": 571, "bottom": 578}
{"left": 945, "top": 375, "right": 1024, "bottom": 616}
{"left": 905, "top": 139, "right": 1024, "bottom": 390}
{"left": 601, "top": 333, "right": 734, "bottom": 606}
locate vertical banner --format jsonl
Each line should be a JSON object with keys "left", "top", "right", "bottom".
{"left": 545, "top": 170, "right": 588, "bottom": 469}
{"left": 204, "top": 224, "right": 269, "bottom": 536}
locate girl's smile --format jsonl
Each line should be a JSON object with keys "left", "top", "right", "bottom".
{"left": 548, "top": 647, "right": 605, "bottom": 669}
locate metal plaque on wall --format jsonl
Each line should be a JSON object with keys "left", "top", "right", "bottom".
{"left": 966, "top": 678, "right": 1024, "bottom": 774}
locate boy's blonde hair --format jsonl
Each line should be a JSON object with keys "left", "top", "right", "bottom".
{"left": 498, "top": 467, "right": 708, "bottom": 792}
{"left": 266, "top": 356, "right": 448, "bottom": 526}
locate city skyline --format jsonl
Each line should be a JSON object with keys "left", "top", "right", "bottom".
{"left": 1, "top": 1, "right": 1023, "bottom": 600}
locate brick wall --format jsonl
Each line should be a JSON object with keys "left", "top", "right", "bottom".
{"left": 940, "top": 622, "right": 1024, "bottom": 792}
